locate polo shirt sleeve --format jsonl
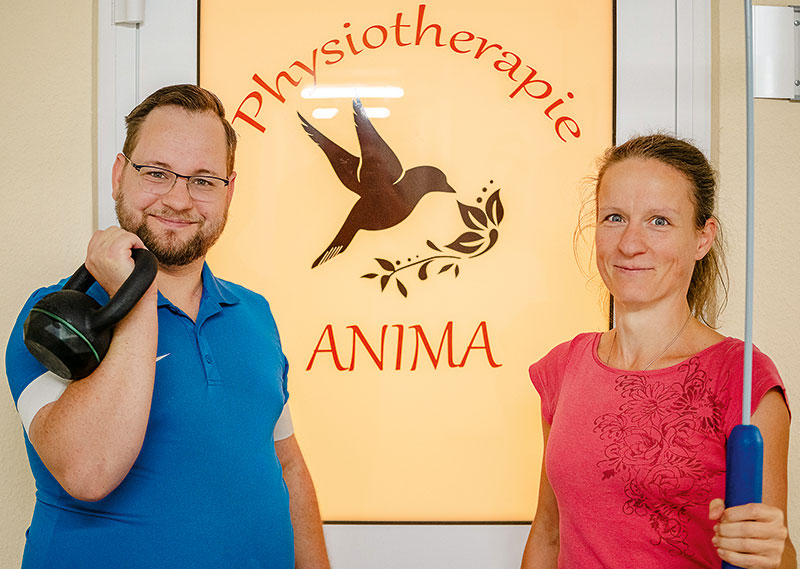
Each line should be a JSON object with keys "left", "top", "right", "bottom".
{"left": 5, "top": 286, "right": 70, "bottom": 435}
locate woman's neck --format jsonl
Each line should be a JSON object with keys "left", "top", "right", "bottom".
{"left": 604, "top": 296, "right": 724, "bottom": 371}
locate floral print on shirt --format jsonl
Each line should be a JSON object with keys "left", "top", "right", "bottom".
{"left": 593, "top": 357, "right": 729, "bottom": 557}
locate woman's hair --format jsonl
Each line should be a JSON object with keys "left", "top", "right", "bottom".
{"left": 575, "top": 134, "right": 729, "bottom": 327}
{"left": 123, "top": 84, "right": 238, "bottom": 175}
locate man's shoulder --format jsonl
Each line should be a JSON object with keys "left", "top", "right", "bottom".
{"left": 207, "top": 272, "right": 272, "bottom": 309}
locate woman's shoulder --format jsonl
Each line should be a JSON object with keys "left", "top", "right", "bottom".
{"left": 530, "top": 332, "right": 600, "bottom": 371}
{"left": 697, "top": 336, "right": 777, "bottom": 367}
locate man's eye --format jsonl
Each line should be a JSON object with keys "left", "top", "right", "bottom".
{"left": 143, "top": 169, "right": 169, "bottom": 180}
{"left": 190, "top": 177, "right": 216, "bottom": 188}
{"left": 652, "top": 217, "right": 669, "bottom": 226}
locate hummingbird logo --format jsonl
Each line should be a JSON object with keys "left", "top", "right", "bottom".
{"left": 298, "top": 98, "right": 456, "bottom": 268}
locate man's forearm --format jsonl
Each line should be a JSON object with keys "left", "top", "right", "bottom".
{"left": 29, "top": 289, "right": 158, "bottom": 501}
{"left": 276, "top": 436, "right": 330, "bottom": 569}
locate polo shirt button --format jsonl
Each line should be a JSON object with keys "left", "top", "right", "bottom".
{"left": 205, "top": 354, "right": 212, "bottom": 363}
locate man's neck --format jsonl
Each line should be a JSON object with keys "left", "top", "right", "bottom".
{"left": 155, "top": 257, "right": 206, "bottom": 321}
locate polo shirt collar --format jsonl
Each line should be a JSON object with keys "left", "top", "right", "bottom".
{"left": 156, "top": 262, "right": 241, "bottom": 310}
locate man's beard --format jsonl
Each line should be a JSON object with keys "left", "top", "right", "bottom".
{"left": 115, "top": 192, "right": 228, "bottom": 267}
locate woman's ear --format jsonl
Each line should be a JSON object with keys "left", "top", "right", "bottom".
{"left": 696, "top": 216, "right": 718, "bottom": 260}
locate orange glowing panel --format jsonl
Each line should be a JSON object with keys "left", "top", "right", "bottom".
{"left": 200, "top": 1, "right": 612, "bottom": 521}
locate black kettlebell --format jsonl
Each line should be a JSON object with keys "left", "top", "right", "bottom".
{"left": 23, "top": 248, "right": 158, "bottom": 380}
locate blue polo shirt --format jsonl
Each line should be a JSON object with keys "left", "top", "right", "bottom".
{"left": 6, "top": 264, "right": 294, "bottom": 569}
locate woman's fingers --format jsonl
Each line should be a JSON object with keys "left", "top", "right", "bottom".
{"left": 711, "top": 502, "right": 787, "bottom": 569}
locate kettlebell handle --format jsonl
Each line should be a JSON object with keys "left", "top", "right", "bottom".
{"left": 64, "top": 248, "right": 158, "bottom": 331}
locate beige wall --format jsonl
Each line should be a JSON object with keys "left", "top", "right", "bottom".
{"left": 0, "top": 1, "right": 796, "bottom": 566}
{"left": 0, "top": 1, "right": 96, "bottom": 565}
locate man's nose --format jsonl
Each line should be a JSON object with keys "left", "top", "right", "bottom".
{"left": 160, "top": 176, "right": 194, "bottom": 210}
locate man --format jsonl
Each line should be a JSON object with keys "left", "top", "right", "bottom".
{"left": 5, "top": 85, "right": 330, "bottom": 568}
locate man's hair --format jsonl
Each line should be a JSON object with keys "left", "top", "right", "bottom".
{"left": 122, "top": 84, "right": 237, "bottom": 175}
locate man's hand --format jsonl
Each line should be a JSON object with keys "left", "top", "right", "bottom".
{"left": 710, "top": 498, "right": 789, "bottom": 569}
{"left": 85, "top": 227, "right": 148, "bottom": 297}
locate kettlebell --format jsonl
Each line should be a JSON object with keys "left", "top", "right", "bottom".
{"left": 23, "top": 248, "right": 158, "bottom": 380}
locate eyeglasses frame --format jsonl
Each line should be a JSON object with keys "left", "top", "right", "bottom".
{"left": 121, "top": 154, "right": 230, "bottom": 200}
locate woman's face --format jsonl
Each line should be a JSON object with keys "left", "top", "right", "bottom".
{"left": 595, "top": 158, "right": 716, "bottom": 311}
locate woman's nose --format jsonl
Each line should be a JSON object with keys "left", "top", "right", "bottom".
{"left": 617, "top": 222, "right": 647, "bottom": 255}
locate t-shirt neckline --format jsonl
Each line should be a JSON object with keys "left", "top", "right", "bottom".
{"left": 590, "top": 331, "right": 737, "bottom": 374}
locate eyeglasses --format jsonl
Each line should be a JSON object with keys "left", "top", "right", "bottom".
{"left": 122, "top": 154, "right": 229, "bottom": 203}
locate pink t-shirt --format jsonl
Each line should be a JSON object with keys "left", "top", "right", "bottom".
{"left": 529, "top": 332, "right": 787, "bottom": 568}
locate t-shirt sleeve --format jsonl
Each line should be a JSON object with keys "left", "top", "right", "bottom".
{"left": 529, "top": 339, "right": 573, "bottom": 424}
{"left": 720, "top": 342, "right": 789, "bottom": 435}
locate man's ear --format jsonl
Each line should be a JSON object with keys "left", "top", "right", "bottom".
{"left": 225, "top": 171, "right": 236, "bottom": 206}
{"left": 111, "top": 153, "right": 127, "bottom": 200}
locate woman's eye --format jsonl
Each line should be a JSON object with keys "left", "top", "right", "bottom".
{"left": 606, "top": 213, "right": 623, "bottom": 223}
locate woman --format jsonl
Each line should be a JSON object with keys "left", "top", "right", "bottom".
{"left": 521, "top": 135, "right": 794, "bottom": 568}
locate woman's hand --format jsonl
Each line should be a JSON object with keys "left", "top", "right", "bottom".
{"left": 709, "top": 498, "right": 789, "bottom": 568}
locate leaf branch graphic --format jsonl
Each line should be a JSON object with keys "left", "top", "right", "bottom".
{"left": 363, "top": 184, "right": 504, "bottom": 297}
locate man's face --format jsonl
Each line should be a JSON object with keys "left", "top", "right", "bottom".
{"left": 112, "top": 106, "right": 235, "bottom": 267}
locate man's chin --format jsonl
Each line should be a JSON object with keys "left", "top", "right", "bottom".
{"left": 136, "top": 227, "right": 207, "bottom": 267}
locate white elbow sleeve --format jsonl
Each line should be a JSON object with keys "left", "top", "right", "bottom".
{"left": 16, "top": 372, "right": 72, "bottom": 435}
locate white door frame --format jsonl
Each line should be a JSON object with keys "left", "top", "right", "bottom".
{"left": 94, "top": 2, "right": 711, "bottom": 566}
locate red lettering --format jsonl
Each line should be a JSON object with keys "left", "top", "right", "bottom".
{"left": 494, "top": 51, "right": 523, "bottom": 80}
{"left": 544, "top": 91, "right": 573, "bottom": 119}
{"left": 415, "top": 4, "right": 446, "bottom": 47}
{"left": 252, "top": 51, "right": 318, "bottom": 104}
{"left": 391, "top": 11, "right": 412, "bottom": 46}
{"left": 363, "top": 25, "right": 388, "bottom": 49}
{"left": 321, "top": 39, "right": 344, "bottom": 65}
{"left": 232, "top": 91, "right": 266, "bottom": 133}
{"left": 393, "top": 324, "right": 404, "bottom": 370}
{"left": 555, "top": 116, "right": 581, "bottom": 142}
{"left": 411, "top": 322, "right": 457, "bottom": 370}
{"left": 306, "top": 324, "right": 347, "bottom": 371}
{"left": 458, "top": 321, "right": 502, "bottom": 368}
{"left": 508, "top": 66, "right": 552, "bottom": 100}
{"left": 473, "top": 36, "right": 503, "bottom": 60}
{"left": 348, "top": 325, "right": 387, "bottom": 370}
{"left": 343, "top": 23, "right": 362, "bottom": 55}
{"left": 307, "top": 322, "right": 502, "bottom": 371}
{"left": 449, "top": 31, "right": 475, "bottom": 54}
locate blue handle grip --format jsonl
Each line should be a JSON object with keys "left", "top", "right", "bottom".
{"left": 721, "top": 424, "right": 763, "bottom": 569}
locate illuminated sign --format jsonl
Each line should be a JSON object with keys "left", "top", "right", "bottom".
{"left": 201, "top": 0, "right": 612, "bottom": 521}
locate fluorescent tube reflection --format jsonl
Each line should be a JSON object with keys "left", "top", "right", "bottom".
{"left": 301, "top": 86, "right": 404, "bottom": 99}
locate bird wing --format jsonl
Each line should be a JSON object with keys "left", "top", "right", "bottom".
{"left": 352, "top": 98, "right": 403, "bottom": 190}
{"left": 298, "top": 112, "right": 362, "bottom": 196}
{"left": 311, "top": 206, "right": 362, "bottom": 268}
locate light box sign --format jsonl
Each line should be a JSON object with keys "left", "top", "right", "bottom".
{"left": 200, "top": 1, "right": 612, "bottom": 521}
